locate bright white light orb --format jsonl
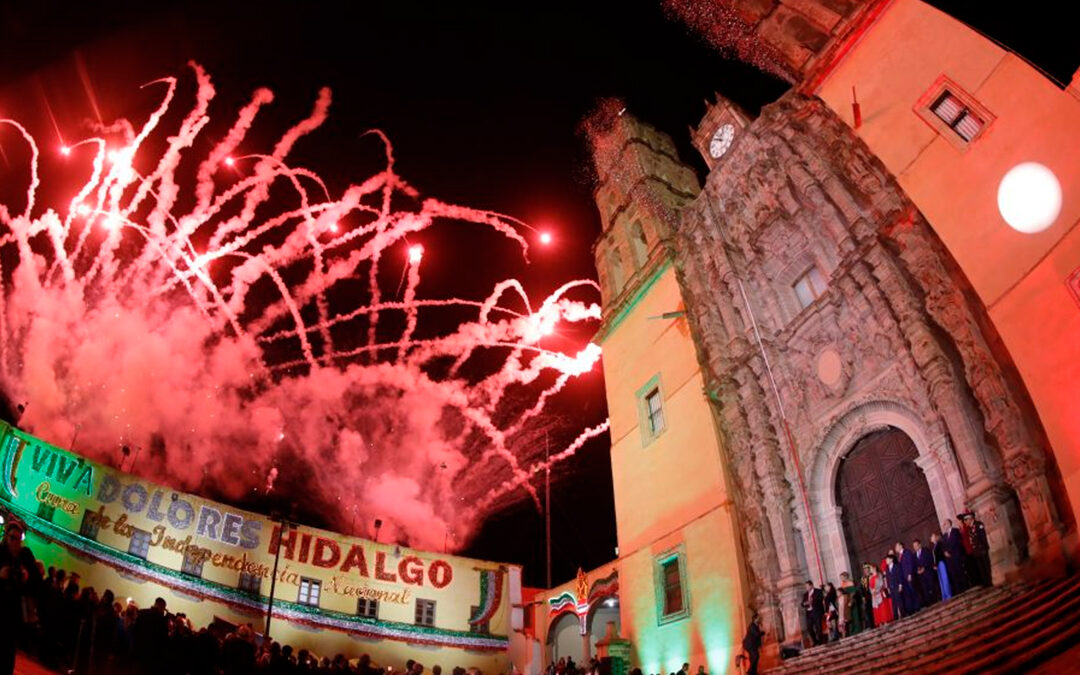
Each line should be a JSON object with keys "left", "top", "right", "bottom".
{"left": 539, "top": 231, "right": 552, "bottom": 245}
{"left": 997, "top": 162, "right": 1062, "bottom": 234}
{"left": 408, "top": 244, "right": 424, "bottom": 264}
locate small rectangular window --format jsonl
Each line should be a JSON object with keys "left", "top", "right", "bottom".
{"left": 298, "top": 578, "right": 321, "bottom": 607}
{"left": 181, "top": 549, "right": 204, "bottom": 578}
{"left": 36, "top": 501, "right": 56, "bottom": 522}
{"left": 415, "top": 599, "right": 436, "bottom": 627}
{"left": 794, "top": 267, "right": 827, "bottom": 309}
{"left": 931, "top": 92, "right": 985, "bottom": 142}
{"left": 238, "top": 572, "right": 261, "bottom": 595}
{"left": 661, "top": 557, "right": 683, "bottom": 616}
{"left": 356, "top": 598, "right": 379, "bottom": 619}
{"left": 128, "top": 529, "right": 152, "bottom": 560}
{"left": 645, "top": 388, "right": 665, "bottom": 435}
{"left": 79, "top": 511, "right": 100, "bottom": 541}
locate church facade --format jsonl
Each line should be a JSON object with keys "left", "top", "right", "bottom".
{"left": 579, "top": 0, "right": 1079, "bottom": 669}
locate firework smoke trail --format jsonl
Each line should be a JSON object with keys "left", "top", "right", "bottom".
{"left": 0, "top": 64, "right": 605, "bottom": 550}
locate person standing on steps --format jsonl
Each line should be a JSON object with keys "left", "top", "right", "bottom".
{"left": 802, "top": 580, "right": 825, "bottom": 646}
{"left": 961, "top": 511, "right": 993, "bottom": 587}
{"left": 930, "top": 531, "right": 953, "bottom": 601}
{"left": 942, "top": 519, "right": 969, "bottom": 593}
{"left": 895, "top": 541, "right": 921, "bottom": 616}
{"left": 913, "top": 539, "right": 940, "bottom": 606}
{"left": 742, "top": 614, "right": 764, "bottom": 675}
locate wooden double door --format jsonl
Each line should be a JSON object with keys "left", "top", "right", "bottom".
{"left": 836, "top": 427, "right": 939, "bottom": 573}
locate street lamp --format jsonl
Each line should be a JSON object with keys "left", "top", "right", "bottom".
{"left": 265, "top": 514, "right": 293, "bottom": 641}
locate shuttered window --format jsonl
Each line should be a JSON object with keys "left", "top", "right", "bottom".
{"left": 931, "top": 92, "right": 985, "bottom": 142}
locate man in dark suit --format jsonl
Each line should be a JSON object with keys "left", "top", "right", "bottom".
{"left": 913, "top": 539, "right": 939, "bottom": 606}
{"left": 884, "top": 553, "right": 903, "bottom": 620}
{"left": 895, "top": 541, "right": 921, "bottom": 616}
{"left": 942, "top": 519, "right": 968, "bottom": 593}
{"left": 802, "top": 580, "right": 824, "bottom": 645}
{"left": 742, "top": 613, "right": 764, "bottom": 675}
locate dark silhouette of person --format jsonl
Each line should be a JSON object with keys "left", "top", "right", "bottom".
{"left": 742, "top": 613, "right": 764, "bottom": 675}
{"left": 801, "top": 580, "right": 824, "bottom": 645}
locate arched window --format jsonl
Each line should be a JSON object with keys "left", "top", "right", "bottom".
{"left": 629, "top": 221, "right": 649, "bottom": 269}
{"left": 607, "top": 247, "right": 626, "bottom": 297}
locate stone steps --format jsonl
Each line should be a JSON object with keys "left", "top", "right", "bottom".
{"left": 764, "top": 575, "right": 1080, "bottom": 675}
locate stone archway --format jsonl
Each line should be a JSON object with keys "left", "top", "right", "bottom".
{"left": 547, "top": 611, "right": 584, "bottom": 664}
{"left": 836, "top": 427, "right": 939, "bottom": 572}
{"left": 807, "top": 400, "right": 968, "bottom": 583}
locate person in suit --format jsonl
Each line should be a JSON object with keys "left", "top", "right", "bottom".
{"left": 742, "top": 614, "right": 764, "bottom": 675}
{"left": 962, "top": 512, "right": 993, "bottom": 587}
{"left": 884, "top": 553, "right": 903, "bottom": 620}
{"left": 801, "top": 580, "right": 825, "bottom": 646}
{"left": 894, "top": 542, "right": 921, "bottom": 616}
{"left": 930, "top": 531, "right": 952, "bottom": 601}
{"left": 913, "top": 539, "right": 940, "bottom": 606}
{"left": 942, "top": 519, "right": 968, "bottom": 593}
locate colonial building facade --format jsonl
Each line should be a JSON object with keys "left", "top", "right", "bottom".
{"left": 580, "top": 0, "right": 1079, "bottom": 668}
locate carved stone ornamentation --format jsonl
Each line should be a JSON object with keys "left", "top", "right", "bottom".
{"left": 668, "top": 91, "right": 1073, "bottom": 646}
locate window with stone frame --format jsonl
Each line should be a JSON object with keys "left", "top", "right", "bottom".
{"left": 298, "top": 577, "right": 321, "bottom": 607}
{"left": 793, "top": 266, "right": 827, "bottom": 309}
{"left": 655, "top": 548, "right": 690, "bottom": 624}
{"left": 415, "top": 598, "right": 436, "bottom": 627}
{"left": 238, "top": 572, "right": 261, "bottom": 595}
{"left": 356, "top": 598, "right": 379, "bottom": 619}
{"left": 128, "top": 528, "right": 152, "bottom": 560}
{"left": 181, "top": 548, "right": 204, "bottom": 578}
{"left": 636, "top": 374, "right": 667, "bottom": 447}
{"left": 915, "top": 76, "right": 994, "bottom": 150}
{"left": 79, "top": 511, "right": 100, "bottom": 540}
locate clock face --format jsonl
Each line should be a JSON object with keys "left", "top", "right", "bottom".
{"left": 709, "top": 123, "right": 735, "bottom": 159}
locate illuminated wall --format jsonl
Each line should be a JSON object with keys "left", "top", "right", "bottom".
{"left": 0, "top": 420, "right": 520, "bottom": 669}
{"left": 598, "top": 263, "right": 749, "bottom": 674}
{"left": 813, "top": 0, "right": 1080, "bottom": 555}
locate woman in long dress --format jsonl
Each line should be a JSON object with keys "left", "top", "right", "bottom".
{"left": 870, "top": 565, "right": 893, "bottom": 626}
{"left": 931, "top": 531, "right": 953, "bottom": 601}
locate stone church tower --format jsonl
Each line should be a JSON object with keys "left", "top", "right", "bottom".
{"left": 667, "top": 91, "right": 1072, "bottom": 644}
{"left": 590, "top": 90, "right": 1075, "bottom": 655}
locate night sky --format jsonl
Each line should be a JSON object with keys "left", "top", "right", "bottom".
{"left": 1, "top": 1, "right": 1074, "bottom": 588}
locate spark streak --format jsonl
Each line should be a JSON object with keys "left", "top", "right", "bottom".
{"left": 0, "top": 65, "right": 606, "bottom": 550}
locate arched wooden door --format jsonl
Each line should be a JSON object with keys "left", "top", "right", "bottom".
{"left": 836, "top": 427, "right": 939, "bottom": 572}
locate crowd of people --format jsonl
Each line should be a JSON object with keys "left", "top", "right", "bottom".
{"left": 800, "top": 512, "right": 992, "bottom": 648}
{"left": 0, "top": 516, "right": 489, "bottom": 675}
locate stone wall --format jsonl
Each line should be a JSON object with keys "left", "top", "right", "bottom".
{"left": 670, "top": 92, "right": 1070, "bottom": 644}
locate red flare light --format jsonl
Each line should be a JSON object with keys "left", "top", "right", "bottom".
{"left": 60, "top": 146, "right": 72, "bottom": 157}
{"left": 539, "top": 231, "right": 553, "bottom": 245}
{"left": 224, "top": 156, "right": 235, "bottom": 167}
{"left": 408, "top": 244, "right": 424, "bottom": 264}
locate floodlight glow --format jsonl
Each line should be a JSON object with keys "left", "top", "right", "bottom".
{"left": 997, "top": 162, "right": 1062, "bottom": 234}
{"left": 539, "top": 231, "right": 553, "bottom": 245}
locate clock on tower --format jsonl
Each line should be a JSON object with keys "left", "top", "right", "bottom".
{"left": 691, "top": 93, "right": 751, "bottom": 169}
